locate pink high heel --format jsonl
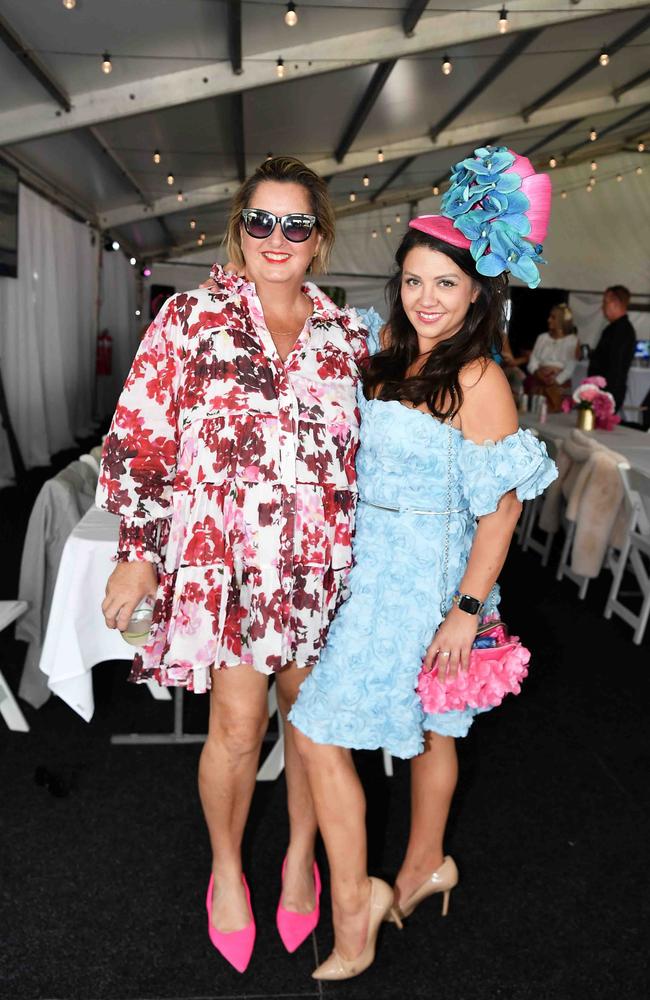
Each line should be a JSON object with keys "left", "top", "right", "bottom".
{"left": 206, "top": 873, "right": 256, "bottom": 973}
{"left": 276, "top": 857, "right": 321, "bottom": 953}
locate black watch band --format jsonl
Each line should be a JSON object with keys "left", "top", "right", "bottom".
{"left": 452, "top": 591, "right": 484, "bottom": 616}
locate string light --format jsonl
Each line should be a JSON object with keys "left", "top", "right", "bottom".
{"left": 190, "top": 219, "right": 197, "bottom": 230}
{"left": 638, "top": 141, "right": 645, "bottom": 152}
{"left": 129, "top": 256, "right": 137, "bottom": 265}
{"left": 561, "top": 190, "right": 567, "bottom": 199}
{"left": 498, "top": 7, "right": 509, "bottom": 34}
{"left": 167, "top": 173, "right": 174, "bottom": 185}
{"left": 177, "top": 190, "right": 184, "bottom": 202}
{"left": 349, "top": 191, "right": 356, "bottom": 202}
{"left": 153, "top": 150, "right": 161, "bottom": 164}
{"left": 362, "top": 174, "right": 370, "bottom": 187}
{"left": 371, "top": 229, "right": 377, "bottom": 238}
{"left": 441, "top": 54, "right": 452, "bottom": 76}
{"left": 589, "top": 176, "right": 596, "bottom": 186}
{"left": 142, "top": 266, "right": 152, "bottom": 278}
{"left": 395, "top": 213, "right": 401, "bottom": 223}
{"left": 276, "top": 57, "right": 285, "bottom": 79}
{"left": 266, "top": 152, "right": 273, "bottom": 160}
{"left": 585, "top": 184, "right": 592, "bottom": 192}
{"left": 598, "top": 48, "right": 609, "bottom": 67}
{"left": 549, "top": 156, "right": 557, "bottom": 168}
{"left": 377, "top": 149, "right": 384, "bottom": 163}
{"left": 101, "top": 52, "right": 113, "bottom": 74}
{"left": 636, "top": 165, "right": 644, "bottom": 175}
{"left": 432, "top": 185, "right": 440, "bottom": 195}
{"left": 111, "top": 240, "right": 120, "bottom": 251}
{"left": 284, "top": 2, "right": 298, "bottom": 26}
{"left": 200, "top": 232, "right": 206, "bottom": 241}
{"left": 591, "top": 160, "right": 598, "bottom": 171}
{"left": 385, "top": 224, "right": 392, "bottom": 234}
{"left": 62, "top": 0, "right": 76, "bottom": 9}
{"left": 616, "top": 173, "right": 623, "bottom": 182}
{"left": 135, "top": 309, "right": 141, "bottom": 317}
{"left": 589, "top": 127, "right": 598, "bottom": 141}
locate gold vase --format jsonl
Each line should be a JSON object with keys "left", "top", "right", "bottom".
{"left": 576, "top": 406, "right": 595, "bottom": 431}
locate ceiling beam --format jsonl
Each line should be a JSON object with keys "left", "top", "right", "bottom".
{"left": 101, "top": 82, "right": 650, "bottom": 229}
{"left": 88, "top": 126, "right": 151, "bottom": 206}
{"left": 231, "top": 93, "right": 246, "bottom": 182}
{"left": 226, "top": 0, "right": 243, "bottom": 76}
{"left": 0, "top": 12, "right": 70, "bottom": 112}
{"left": 561, "top": 103, "right": 650, "bottom": 158}
{"left": 522, "top": 118, "right": 584, "bottom": 157}
{"left": 430, "top": 29, "right": 541, "bottom": 143}
{"left": 370, "top": 156, "right": 417, "bottom": 201}
{"left": 522, "top": 9, "right": 650, "bottom": 121}
{"left": 402, "top": 1, "right": 430, "bottom": 38}
{"left": 613, "top": 67, "right": 650, "bottom": 103}
{"left": 334, "top": 60, "right": 397, "bottom": 163}
{"left": 0, "top": 0, "right": 642, "bottom": 146}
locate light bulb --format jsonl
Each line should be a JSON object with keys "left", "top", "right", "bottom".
{"left": 177, "top": 191, "right": 184, "bottom": 202}
{"left": 441, "top": 55, "right": 452, "bottom": 76}
{"left": 498, "top": 7, "right": 508, "bottom": 34}
{"left": 349, "top": 192, "right": 356, "bottom": 202}
{"left": 143, "top": 267, "right": 152, "bottom": 278}
{"left": 549, "top": 156, "right": 557, "bottom": 168}
{"left": 362, "top": 174, "right": 370, "bottom": 187}
{"left": 395, "top": 213, "right": 401, "bottom": 223}
{"left": 561, "top": 190, "right": 567, "bottom": 199}
{"left": 276, "top": 57, "right": 285, "bottom": 79}
{"left": 599, "top": 49, "right": 609, "bottom": 67}
{"left": 591, "top": 160, "right": 598, "bottom": 171}
{"left": 636, "top": 165, "right": 643, "bottom": 175}
{"left": 638, "top": 141, "right": 645, "bottom": 152}
{"left": 190, "top": 219, "right": 197, "bottom": 230}
{"left": 586, "top": 184, "right": 592, "bottom": 192}
{"left": 432, "top": 185, "right": 440, "bottom": 195}
{"left": 590, "top": 127, "right": 598, "bottom": 141}
{"left": 590, "top": 176, "right": 596, "bottom": 186}
{"left": 386, "top": 224, "right": 392, "bottom": 234}
{"left": 200, "top": 233, "right": 206, "bottom": 241}
{"left": 377, "top": 149, "right": 384, "bottom": 163}
{"left": 371, "top": 229, "right": 377, "bottom": 238}
{"left": 616, "top": 173, "right": 623, "bottom": 182}
{"left": 135, "top": 309, "right": 141, "bottom": 317}
{"left": 111, "top": 240, "right": 120, "bottom": 250}
{"left": 101, "top": 52, "right": 112, "bottom": 74}
{"left": 62, "top": 0, "right": 76, "bottom": 9}
{"left": 167, "top": 173, "right": 174, "bottom": 185}
{"left": 284, "top": 2, "right": 298, "bottom": 26}
{"left": 129, "top": 256, "right": 137, "bottom": 266}
{"left": 266, "top": 151, "right": 273, "bottom": 160}
{"left": 153, "top": 150, "right": 161, "bottom": 164}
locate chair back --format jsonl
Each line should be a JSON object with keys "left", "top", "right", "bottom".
{"left": 621, "top": 467, "right": 650, "bottom": 539}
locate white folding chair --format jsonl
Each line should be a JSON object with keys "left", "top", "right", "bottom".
{"left": 604, "top": 466, "right": 650, "bottom": 645}
{"left": 520, "top": 434, "right": 559, "bottom": 565}
{"left": 0, "top": 600, "right": 29, "bottom": 731}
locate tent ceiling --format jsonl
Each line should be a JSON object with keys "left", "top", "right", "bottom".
{"left": 0, "top": 0, "right": 647, "bottom": 260}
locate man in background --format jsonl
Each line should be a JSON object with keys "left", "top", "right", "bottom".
{"left": 588, "top": 285, "right": 637, "bottom": 411}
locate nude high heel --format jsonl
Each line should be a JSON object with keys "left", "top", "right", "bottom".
{"left": 387, "top": 855, "right": 459, "bottom": 928}
{"left": 311, "top": 877, "right": 394, "bottom": 981}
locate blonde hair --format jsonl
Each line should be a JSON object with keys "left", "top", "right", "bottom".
{"left": 225, "top": 156, "right": 335, "bottom": 274}
{"left": 551, "top": 302, "right": 575, "bottom": 337}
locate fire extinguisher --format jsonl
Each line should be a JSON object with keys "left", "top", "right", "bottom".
{"left": 96, "top": 329, "right": 113, "bottom": 376}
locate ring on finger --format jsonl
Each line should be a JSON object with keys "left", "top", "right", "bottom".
{"left": 440, "top": 650, "right": 451, "bottom": 657}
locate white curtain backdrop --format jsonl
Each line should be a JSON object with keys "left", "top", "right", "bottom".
{"left": 96, "top": 249, "right": 140, "bottom": 419}
{"left": 0, "top": 184, "right": 98, "bottom": 482}
{"left": 570, "top": 292, "right": 650, "bottom": 349}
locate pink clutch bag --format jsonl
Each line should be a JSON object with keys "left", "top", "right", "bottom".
{"left": 416, "top": 619, "right": 531, "bottom": 714}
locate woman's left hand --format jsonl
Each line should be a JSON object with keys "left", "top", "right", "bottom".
{"left": 423, "top": 605, "right": 480, "bottom": 682}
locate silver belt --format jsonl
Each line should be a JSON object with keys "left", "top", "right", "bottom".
{"left": 360, "top": 500, "right": 469, "bottom": 516}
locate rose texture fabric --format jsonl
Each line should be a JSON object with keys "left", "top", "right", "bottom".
{"left": 96, "top": 265, "right": 367, "bottom": 691}
{"left": 290, "top": 316, "right": 557, "bottom": 759}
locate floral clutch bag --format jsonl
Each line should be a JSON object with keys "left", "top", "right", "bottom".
{"left": 416, "top": 617, "right": 530, "bottom": 714}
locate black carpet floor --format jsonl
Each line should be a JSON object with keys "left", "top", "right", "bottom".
{"left": 1, "top": 447, "right": 648, "bottom": 1000}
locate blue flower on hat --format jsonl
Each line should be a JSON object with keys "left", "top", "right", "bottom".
{"left": 475, "top": 220, "right": 545, "bottom": 288}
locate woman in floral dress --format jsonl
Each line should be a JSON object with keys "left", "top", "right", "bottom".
{"left": 98, "top": 157, "right": 367, "bottom": 972}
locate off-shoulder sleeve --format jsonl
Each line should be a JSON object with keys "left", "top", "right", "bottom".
{"left": 355, "top": 307, "right": 385, "bottom": 356}
{"left": 96, "top": 295, "right": 183, "bottom": 563}
{"left": 458, "top": 428, "right": 558, "bottom": 518}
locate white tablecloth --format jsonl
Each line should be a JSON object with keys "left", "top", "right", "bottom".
{"left": 519, "top": 412, "right": 650, "bottom": 474}
{"left": 572, "top": 360, "right": 650, "bottom": 422}
{"left": 38, "top": 506, "right": 135, "bottom": 722}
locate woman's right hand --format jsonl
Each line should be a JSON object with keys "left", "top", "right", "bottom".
{"left": 101, "top": 561, "right": 158, "bottom": 632}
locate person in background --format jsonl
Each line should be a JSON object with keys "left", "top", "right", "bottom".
{"left": 588, "top": 285, "right": 637, "bottom": 411}
{"left": 500, "top": 331, "right": 530, "bottom": 397}
{"left": 527, "top": 302, "right": 578, "bottom": 412}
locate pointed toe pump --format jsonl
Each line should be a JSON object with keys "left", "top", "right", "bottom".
{"left": 312, "top": 877, "right": 394, "bottom": 981}
{"left": 206, "top": 874, "right": 256, "bottom": 974}
{"left": 387, "top": 855, "right": 459, "bottom": 928}
{"left": 276, "top": 857, "right": 322, "bottom": 953}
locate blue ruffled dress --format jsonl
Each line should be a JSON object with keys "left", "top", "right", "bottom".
{"left": 289, "top": 310, "right": 557, "bottom": 759}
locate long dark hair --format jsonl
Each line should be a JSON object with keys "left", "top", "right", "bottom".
{"left": 362, "top": 228, "right": 508, "bottom": 421}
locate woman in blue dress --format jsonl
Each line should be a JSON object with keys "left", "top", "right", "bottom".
{"left": 289, "top": 146, "right": 557, "bottom": 980}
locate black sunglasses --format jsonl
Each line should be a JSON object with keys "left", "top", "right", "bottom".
{"left": 241, "top": 209, "right": 317, "bottom": 243}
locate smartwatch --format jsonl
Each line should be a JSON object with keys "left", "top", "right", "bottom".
{"left": 452, "top": 591, "right": 484, "bottom": 616}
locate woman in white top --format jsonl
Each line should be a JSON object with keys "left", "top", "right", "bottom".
{"left": 527, "top": 302, "right": 578, "bottom": 411}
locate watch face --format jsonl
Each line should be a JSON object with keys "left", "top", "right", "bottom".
{"left": 459, "top": 594, "right": 481, "bottom": 615}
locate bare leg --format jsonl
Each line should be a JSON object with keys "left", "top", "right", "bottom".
{"left": 394, "top": 731, "right": 458, "bottom": 908}
{"left": 275, "top": 663, "right": 318, "bottom": 913}
{"left": 198, "top": 662, "right": 269, "bottom": 932}
{"left": 293, "top": 729, "right": 371, "bottom": 960}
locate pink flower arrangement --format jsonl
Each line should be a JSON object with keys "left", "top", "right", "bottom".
{"left": 561, "top": 376, "right": 621, "bottom": 431}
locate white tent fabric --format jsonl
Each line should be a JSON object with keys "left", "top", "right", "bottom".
{"left": 96, "top": 249, "right": 140, "bottom": 420}
{"left": 0, "top": 184, "right": 98, "bottom": 480}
